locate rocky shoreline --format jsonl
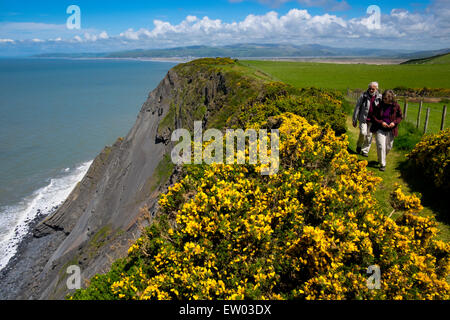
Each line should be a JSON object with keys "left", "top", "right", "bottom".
{"left": 2, "top": 205, "right": 65, "bottom": 270}
{"left": 0, "top": 61, "right": 243, "bottom": 299}
{"left": 0, "top": 206, "right": 62, "bottom": 299}
{"left": 0, "top": 209, "right": 45, "bottom": 277}
{"left": 0, "top": 67, "right": 179, "bottom": 299}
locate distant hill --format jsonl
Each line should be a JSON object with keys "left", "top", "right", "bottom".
{"left": 32, "top": 52, "right": 106, "bottom": 58}
{"left": 401, "top": 52, "right": 450, "bottom": 65}
{"left": 33, "top": 43, "right": 450, "bottom": 61}
{"left": 398, "top": 48, "right": 450, "bottom": 60}
{"left": 104, "top": 43, "right": 405, "bottom": 58}
{"left": 33, "top": 43, "right": 407, "bottom": 59}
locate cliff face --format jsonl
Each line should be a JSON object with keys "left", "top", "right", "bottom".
{"left": 0, "top": 58, "right": 264, "bottom": 299}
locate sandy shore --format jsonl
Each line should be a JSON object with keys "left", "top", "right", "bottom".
{"left": 112, "top": 56, "right": 408, "bottom": 65}
{"left": 84, "top": 57, "right": 193, "bottom": 63}
{"left": 35, "top": 56, "right": 407, "bottom": 65}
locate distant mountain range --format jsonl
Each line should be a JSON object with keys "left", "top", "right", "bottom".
{"left": 33, "top": 43, "right": 450, "bottom": 60}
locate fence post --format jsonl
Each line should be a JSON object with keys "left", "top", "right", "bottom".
{"left": 424, "top": 107, "right": 430, "bottom": 134}
{"left": 416, "top": 100, "right": 423, "bottom": 129}
{"left": 441, "top": 105, "right": 447, "bottom": 131}
{"left": 403, "top": 99, "right": 408, "bottom": 120}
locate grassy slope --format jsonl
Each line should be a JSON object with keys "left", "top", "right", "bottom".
{"left": 425, "top": 53, "right": 450, "bottom": 64}
{"left": 241, "top": 60, "right": 450, "bottom": 91}
{"left": 169, "top": 58, "right": 276, "bottom": 130}
{"left": 402, "top": 53, "right": 450, "bottom": 65}
{"left": 245, "top": 60, "right": 450, "bottom": 241}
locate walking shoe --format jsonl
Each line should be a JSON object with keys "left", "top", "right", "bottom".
{"left": 356, "top": 147, "right": 361, "bottom": 154}
{"left": 379, "top": 166, "right": 386, "bottom": 171}
{"left": 361, "top": 153, "right": 368, "bottom": 157}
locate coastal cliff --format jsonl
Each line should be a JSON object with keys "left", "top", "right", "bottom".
{"left": 0, "top": 58, "right": 274, "bottom": 299}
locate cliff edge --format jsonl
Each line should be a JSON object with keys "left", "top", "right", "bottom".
{"left": 0, "top": 58, "right": 274, "bottom": 299}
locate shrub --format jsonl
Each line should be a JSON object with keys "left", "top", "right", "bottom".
{"left": 390, "top": 184, "right": 423, "bottom": 213}
{"left": 187, "top": 57, "right": 236, "bottom": 66}
{"left": 71, "top": 114, "right": 449, "bottom": 300}
{"left": 393, "top": 87, "right": 450, "bottom": 98}
{"left": 233, "top": 87, "right": 347, "bottom": 135}
{"left": 394, "top": 121, "right": 423, "bottom": 151}
{"left": 406, "top": 129, "right": 450, "bottom": 191}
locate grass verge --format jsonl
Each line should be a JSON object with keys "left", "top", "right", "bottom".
{"left": 344, "top": 113, "right": 450, "bottom": 241}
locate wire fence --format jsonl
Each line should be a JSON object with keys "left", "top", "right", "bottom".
{"left": 347, "top": 89, "right": 448, "bottom": 134}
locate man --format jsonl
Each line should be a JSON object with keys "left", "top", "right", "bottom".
{"left": 352, "top": 82, "right": 382, "bottom": 157}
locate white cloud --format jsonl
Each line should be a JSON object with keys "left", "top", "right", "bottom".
{"left": 98, "top": 31, "right": 109, "bottom": 40}
{"left": 117, "top": 9, "right": 350, "bottom": 44}
{"left": 83, "top": 31, "right": 108, "bottom": 41}
{"left": 110, "top": 7, "right": 448, "bottom": 49}
{"left": 186, "top": 15, "right": 198, "bottom": 23}
{"left": 0, "top": 22, "right": 100, "bottom": 42}
{"left": 0, "top": 38, "right": 15, "bottom": 43}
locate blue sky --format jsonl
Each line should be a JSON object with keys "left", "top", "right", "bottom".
{"left": 0, "top": 0, "right": 448, "bottom": 56}
{"left": 0, "top": 1, "right": 432, "bottom": 32}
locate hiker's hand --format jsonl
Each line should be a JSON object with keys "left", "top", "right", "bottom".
{"left": 382, "top": 122, "right": 388, "bottom": 128}
{"left": 389, "top": 122, "right": 395, "bottom": 128}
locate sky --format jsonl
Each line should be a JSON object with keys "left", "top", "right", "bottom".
{"left": 0, "top": 0, "right": 449, "bottom": 56}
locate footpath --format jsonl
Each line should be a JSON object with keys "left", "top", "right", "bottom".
{"left": 344, "top": 115, "right": 450, "bottom": 242}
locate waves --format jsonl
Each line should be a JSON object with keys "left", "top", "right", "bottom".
{"left": 0, "top": 58, "right": 175, "bottom": 274}
{"left": 0, "top": 160, "right": 92, "bottom": 271}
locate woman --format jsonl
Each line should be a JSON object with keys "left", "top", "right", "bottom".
{"left": 369, "top": 90, "right": 403, "bottom": 171}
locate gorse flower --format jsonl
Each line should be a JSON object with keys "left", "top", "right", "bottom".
{"left": 406, "top": 128, "right": 450, "bottom": 191}
{"left": 71, "top": 112, "right": 450, "bottom": 300}
{"left": 390, "top": 184, "right": 424, "bottom": 213}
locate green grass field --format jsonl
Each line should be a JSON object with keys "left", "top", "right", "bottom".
{"left": 241, "top": 59, "right": 449, "bottom": 135}
{"left": 245, "top": 59, "right": 450, "bottom": 241}
{"left": 398, "top": 99, "right": 449, "bottom": 134}
{"left": 241, "top": 60, "right": 450, "bottom": 91}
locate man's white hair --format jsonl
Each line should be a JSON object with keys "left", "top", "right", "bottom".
{"left": 368, "top": 82, "right": 379, "bottom": 88}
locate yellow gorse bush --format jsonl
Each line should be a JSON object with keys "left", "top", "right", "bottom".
{"left": 390, "top": 184, "right": 424, "bottom": 213}
{"left": 406, "top": 128, "right": 450, "bottom": 190}
{"left": 71, "top": 113, "right": 449, "bottom": 300}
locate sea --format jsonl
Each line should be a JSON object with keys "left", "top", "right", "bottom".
{"left": 0, "top": 58, "right": 176, "bottom": 270}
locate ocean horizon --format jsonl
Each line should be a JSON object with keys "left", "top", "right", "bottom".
{"left": 0, "top": 57, "right": 176, "bottom": 270}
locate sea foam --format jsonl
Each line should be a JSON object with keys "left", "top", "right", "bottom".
{"left": 0, "top": 160, "right": 92, "bottom": 271}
